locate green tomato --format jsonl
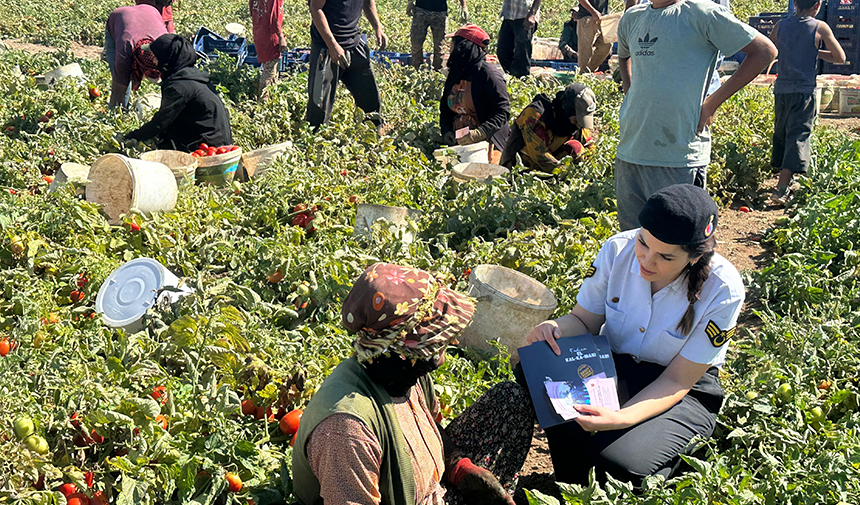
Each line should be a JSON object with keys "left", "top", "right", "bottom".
{"left": 809, "top": 407, "right": 825, "bottom": 423}
{"left": 296, "top": 283, "right": 311, "bottom": 296}
{"left": 745, "top": 391, "right": 758, "bottom": 400}
{"left": 24, "top": 435, "right": 49, "bottom": 455}
{"left": 777, "top": 383, "right": 793, "bottom": 401}
{"left": 13, "top": 416, "right": 34, "bottom": 439}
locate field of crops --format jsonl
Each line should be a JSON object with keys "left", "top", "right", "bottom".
{"left": 1, "top": 0, "right": 860, "bottom": 504}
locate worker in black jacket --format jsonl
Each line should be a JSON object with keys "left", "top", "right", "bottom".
{"left": 440, "top": 24, "right": 510, "bottom": 164}
{"left": 125, "top": 34, "right": 232, "bottom": 152}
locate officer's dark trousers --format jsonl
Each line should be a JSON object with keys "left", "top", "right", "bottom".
{"left": 516, "top": 353, "right": 723, "bottom": 487}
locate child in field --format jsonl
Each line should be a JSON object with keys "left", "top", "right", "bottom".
{"left": 769, "top": 0, "right": 845, "bottom": 206}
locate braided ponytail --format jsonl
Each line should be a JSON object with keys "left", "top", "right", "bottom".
{"left": 676, "top": 236, "right": 716, "bottom": 336}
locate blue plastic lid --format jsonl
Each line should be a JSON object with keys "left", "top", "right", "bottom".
{"left": 96, "top": 258, "right": 165, "bottom": 328}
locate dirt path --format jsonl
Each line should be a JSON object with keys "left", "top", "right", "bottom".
{"left": 0, "top": 38, "right": 103, "bottom": 60}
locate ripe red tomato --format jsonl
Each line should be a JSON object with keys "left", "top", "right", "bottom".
{"left": 349, "top": 195, "right": 358, "bottom": 203}
{"left": 199, "top": 143, "right": 209, "bottom": 150}
{"left": 290, "top": 432, "right": 297, "bottom": 447}
{"left": 58, "top": 483, "right": 78, "bottom": 497}
{"left": 150, "top": 386, "right": 167, "bottom": 404}
{"left": 155, "top": 415, "right": 168, "bottom": 430}
{"left": 226, "top": 472, "right": 243, "bottom": 493}
{"left": 70, "top": 290, "right": 85, "bottom": 302}
{"left": 42, "top": 175, "right": 54, "bottom": 183}
{"left": 85, "top": 471, "right": 94, "bottom": 488}
{"left": 206, "top": 148, "right": 217, "bottom": 157}
{"left": 217, "top": 146, "right": 229, "bottom": 154}
{"left": 279, "top": 409, "right": 303, "bottom": 436}
{"left": 128, "top": 222, "right": 140, "bottom": 233}
{"left": 240, "top": 399, "right": 256, "bottom": 416}
{"left": 66, "top": 493, "right": 89, "bottom": 505}
{"left": 230, "top": 145, "right": 240, "bottom": 151}
{"left": 191, "top": 152, "right": 201, "bottom": 158}
{"left": 0, "top": 338, "right": 10, "bottom": 357}
{"left": 39, "top": 115, "right": 49, "bottom": 123}
{"left": 739, "top": 206, "right": 750, "bottom": 213}
{"left": 90, "top": 491, "right": 108, "bottom": 505}
{"left": 90, "top": 429, "right": 105, "bottom": 444}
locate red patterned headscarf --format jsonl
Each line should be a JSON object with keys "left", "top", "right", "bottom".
{"left": 131, "top": 38, "right": 160, "bottom": 91}
{"left": 342, "top": 263, "right": 475, "bottom": 362}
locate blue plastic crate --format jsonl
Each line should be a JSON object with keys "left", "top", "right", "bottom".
{"left": 241, "top": 44, "right": 261, "bottom": 67}
{"left": 530, "top": 59, "right": 556, "bottom": 68}
{"left": 370, "top": 50, "right": 411, "bottom": 68}
{"left": 278, "top": 51, "right": 309, "bottom": 73}
{"left": 201, "top": 36, "right": 246, "bottom": 58}
{"left": 193, "top": 26, "right": 223, "bottom": 53}
{"left": 830, "top": 0, "right": 860, "bottom": 15}
{"left": 550, "top": 61, "right": 577, "bottom": 71}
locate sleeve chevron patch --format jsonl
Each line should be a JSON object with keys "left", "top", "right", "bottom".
{"left": 705, "top": 320, "right": 735, "bottom": 347}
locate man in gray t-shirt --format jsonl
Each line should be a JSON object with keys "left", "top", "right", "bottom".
{"left": 614, "top": 0, "right": 776, "bottom": 230}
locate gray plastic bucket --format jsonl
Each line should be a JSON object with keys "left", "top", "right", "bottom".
{"left": 458, "top": 265, "right": 557, "bottom": 358}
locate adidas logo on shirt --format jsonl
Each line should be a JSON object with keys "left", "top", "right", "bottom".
{"left": 636, "top": 33, "right": 658, "bottom": 56}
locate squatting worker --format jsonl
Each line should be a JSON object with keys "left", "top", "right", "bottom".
{"left": 307, "top": 0, "right": 388, "bottom": 128}
{"left": 614, "top": 0, "right": 777, "bottom": 230}
{"left": 440, "top": 24, "right": 511, "bottom": 165}
{"left": 250, "top": 0, "right": 288, "bottom": 101}
{"left": 520, "top": 184, "right": 744, "bottom": 486}
{"left": 500, "top": 82, "right": 597, "bottom": 173}
{"left": 125, "top": 34, "right": 233, "bottom": 152}
{"left": 292, "top": 263, "right": 534, "bottom": 505}
{"left": 105, "top": 4, "right": 168, "bottom": 110}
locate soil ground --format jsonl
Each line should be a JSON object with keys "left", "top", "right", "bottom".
{"left": 5, "top": 36, "right": 859, "bottom": 505}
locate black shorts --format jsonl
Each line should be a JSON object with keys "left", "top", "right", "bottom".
{"left": 771, "top": 92, "right": 815, "bottom": 174}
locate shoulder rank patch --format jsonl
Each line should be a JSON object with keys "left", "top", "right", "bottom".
{"left": 705, "top": 320, "right": 735, "bottom": 347}
{"left": 584, "top": 265, "right": 596, "bottom": 278}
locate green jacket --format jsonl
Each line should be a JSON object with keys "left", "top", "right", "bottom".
{"left": 291, "top": 356, "right": 437, "bottom": 505}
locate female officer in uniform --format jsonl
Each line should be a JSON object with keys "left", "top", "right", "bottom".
{"left": 523, "top": 184, "right": 744, "bottom": 486}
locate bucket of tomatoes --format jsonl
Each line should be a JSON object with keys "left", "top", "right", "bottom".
{"left": 191, "top": 143, "right": 243, "bottom": 187}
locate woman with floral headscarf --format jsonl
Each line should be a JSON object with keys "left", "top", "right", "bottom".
{"left": 292, "top": 263, "right": 534, "bottom": 505}
{"left": 105, "top": 4, "right": 167, "bottom": 109}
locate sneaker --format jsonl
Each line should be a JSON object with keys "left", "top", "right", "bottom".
{"left": 770, "top": 187, "right": 791, "bottom": 206}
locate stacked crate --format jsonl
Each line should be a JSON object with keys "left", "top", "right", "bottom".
{"left": 823, "top": 0, "right": 860, "bottom": 74}
{"left": 747, "top": 12, "right": 786, "bottom": 73}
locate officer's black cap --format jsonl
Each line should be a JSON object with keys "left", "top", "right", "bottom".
{"left": 638, "top": 184, "right": 718, "bottom": 245}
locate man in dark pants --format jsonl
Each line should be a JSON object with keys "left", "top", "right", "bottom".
{"left": 497, "top": 0, "right": 541, "bottom": 77}
{"left": 307, "top": 0, "right": 388, "bottom": 128}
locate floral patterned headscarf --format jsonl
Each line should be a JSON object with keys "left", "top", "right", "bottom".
{"left": 342, "top": 263, "right": 475, "bottom": 362}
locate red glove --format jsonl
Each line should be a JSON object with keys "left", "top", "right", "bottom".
{"left": 448, "top": 458, "right": 515, "bottom": 505}
{"left": 563, "top": 139, "right": 584, "bottom": 158}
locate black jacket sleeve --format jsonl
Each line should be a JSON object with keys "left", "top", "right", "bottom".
{"left": 126, "top": 84, "right": 189, "bottom": 141}
{"left": 474, "top": 64, "right": 511, "bottom": 140}
{"left": 439, "top": 75, "right": 456, "bottom": 138}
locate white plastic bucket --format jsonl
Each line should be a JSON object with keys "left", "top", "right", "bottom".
{"left": 95, "top": 258, "right": 194, "bottom": 332}
{"left": 85, "top": 154, "right": 178, "bottom": 224}
{"left": 433, "top": 141, "right": 489, "bottom": 165}
{"left": 451, "top": 162, "right": 509, "bottom": 183}
{"left": 48, "top": 162, "right": 90, "bottom": 194}
{"left": 458, "top": 265, "right": 558, "bottom": 358}
{"left": 139, "top": 150, "right": 198, "bottom": 186}
{"left": 239, "top": 141, "right": 292, "bottom": 180}
{"left": 40, "top": 63, "right": 85, "bottom": 87}
{"left": 353, "top": 204, "right": 422, "bottom": 242}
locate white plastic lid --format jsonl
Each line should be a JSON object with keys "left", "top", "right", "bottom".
{"left": 225, "top": 23, "right": 245, "bottom": 36}
{"left": 96, "top": 258, "right": 165, "bottom": 328}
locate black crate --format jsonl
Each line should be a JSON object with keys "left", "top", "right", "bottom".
{"left": 822, "top": 49, "right": 860, "bottom": 74}
{"left": 830, "top": 0, "right": 860, "bottom": 15}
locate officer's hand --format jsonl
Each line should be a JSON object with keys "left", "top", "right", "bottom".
{"left": 573, "top": 404, "right": 631, "bottom": 432}
{"left": 525, "top": 320, "right": 562, "bottom": 355}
